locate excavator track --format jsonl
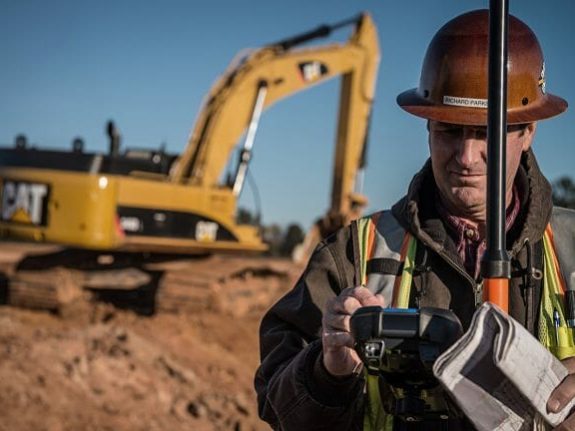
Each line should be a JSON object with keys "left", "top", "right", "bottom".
{"left": 0, "top": 241, "right": 300, "bottom": 317}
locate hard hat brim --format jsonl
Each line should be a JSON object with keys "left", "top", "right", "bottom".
{"left": 397, "top": 88, "right": 568, "bottom": 126}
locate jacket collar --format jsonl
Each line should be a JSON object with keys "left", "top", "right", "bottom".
{"left": 391, "top": 149, "right": 553, "bottom": 259}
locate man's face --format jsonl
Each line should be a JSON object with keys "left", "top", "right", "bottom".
{"left": 428, "top": 120, "right": 536, "bottom": 221}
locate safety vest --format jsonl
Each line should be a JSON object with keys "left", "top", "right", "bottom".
{"left": 355, "top": 210, "right": 575, "bottom": 431}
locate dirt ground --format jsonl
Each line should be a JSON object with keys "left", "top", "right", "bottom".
{"left": 0, "top": 248, "right": 303, "bottom": 431}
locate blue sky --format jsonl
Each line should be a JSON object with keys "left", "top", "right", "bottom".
{"left": 2, "top": 1, "right": 574, "bottom": 229}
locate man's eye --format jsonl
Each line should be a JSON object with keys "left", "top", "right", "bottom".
{"left": 442, "top": 128, "right": 462, "bottom": 136}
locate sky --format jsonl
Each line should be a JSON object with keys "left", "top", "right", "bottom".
{"left": 1, "top": 0, "right": 574, "bottom": 230}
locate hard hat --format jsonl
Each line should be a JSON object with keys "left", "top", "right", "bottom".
{"left": 397, "top": 9, "right": 567, "bottom": 125}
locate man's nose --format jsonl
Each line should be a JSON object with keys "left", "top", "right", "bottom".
{"left": 455, "top": 129, "right": 485, "bottom": 167}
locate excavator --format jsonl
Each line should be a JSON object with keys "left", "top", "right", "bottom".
{"left": 0, "top": 13, "right": 379, "bottom": 313}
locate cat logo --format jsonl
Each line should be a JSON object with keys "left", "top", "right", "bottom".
{"left": 195, "top": 221, "right": 219, "bottom": 242}
{"left": 298, "top": 61, "right": 329, "bottom": 83}
{"left": 1, "top": 180, "right": 49, "bottom": 225}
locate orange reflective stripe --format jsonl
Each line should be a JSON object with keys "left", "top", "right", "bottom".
{"left": 360, "top": 213, "right": 381, "bottom": 286}
{"left": 366, "top": 213, "right": 380, "bottom": 263}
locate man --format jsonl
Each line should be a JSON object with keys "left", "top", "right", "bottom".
{"left": 255, "top": 9, "right": 575, "bottom": 430}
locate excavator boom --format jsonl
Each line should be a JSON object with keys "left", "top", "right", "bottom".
{"left": 170, "top": 13, "right": 379, "bottom": 207}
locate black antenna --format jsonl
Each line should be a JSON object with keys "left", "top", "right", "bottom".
{"left": 481, "top": 0, "right": 511, "bottom": 311}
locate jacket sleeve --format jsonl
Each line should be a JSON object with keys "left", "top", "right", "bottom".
{"left": 254, "top": 229, "right": 365, "bottom": 430}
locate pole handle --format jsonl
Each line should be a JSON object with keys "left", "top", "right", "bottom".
{"left": 483, "top": 278, "right": 509, "bottom": 313}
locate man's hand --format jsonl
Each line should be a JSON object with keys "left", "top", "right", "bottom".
{"left": 321, "top": 286, "right": 385, "bottom": 377}
{"left": 547, "top": 356, "right": 575, "bottom": 430}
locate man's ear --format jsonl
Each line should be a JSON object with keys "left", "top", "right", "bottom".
{"left": 522, "top": 122, "right": 537, "bottom": 152}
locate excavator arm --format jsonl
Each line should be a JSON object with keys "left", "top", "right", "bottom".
{"left": 169, "top": 13, "right": 380, "bottom": 221}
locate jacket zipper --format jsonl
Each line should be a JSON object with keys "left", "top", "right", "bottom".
{"left": 437, "top": 250, "right": 484, "bottom": 307}
{"left": 474, "top": 281, "right": 484, "bottom": 307}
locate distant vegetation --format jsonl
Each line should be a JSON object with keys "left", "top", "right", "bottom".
{"left": 236, "top": 175, "right": 575, "bottom": 257}
{"left": 236, "top": 207, "right": 260, "bottom": 226}
{"left": 552, "top": 176, "right": 575, "bottom": 209}
{"left": 237, "top": 208, "right": 304, "bottom": 258}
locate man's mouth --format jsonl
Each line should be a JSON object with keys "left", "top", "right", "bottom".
{"left": 449, "top": 171, "right": 486, "bottom": 184}
{"left": 450, "top": 171, "right": 486, "bottom": 177}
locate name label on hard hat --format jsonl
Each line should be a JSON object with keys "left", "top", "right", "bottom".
{"left": 0, "top": 179, "right": 49, "bottom": 226}
{"left": 443, "top": 95, "right": 488, "bottom": 109}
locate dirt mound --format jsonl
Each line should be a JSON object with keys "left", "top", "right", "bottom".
{"left": 0, "top": 253, "right": 303, "bottom": 431}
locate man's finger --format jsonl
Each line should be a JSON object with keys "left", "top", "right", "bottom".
{"left": 548, "top": 374, "right": 575, "bottom": 414}
{"left": 375, "top": 293, "right": 386, "bottom": 307}
{"left": 563, "top": 357, "right": 575, "bottom": 374}
{"left": 337, "top": 286, "right": 364, "bottom": 298}
{"left": 322, "top": 331, "right": 354, "bottom": 350}
{"left": 326, "top": 286, "right": 384, "bottom": 322}
{"left": 553, "top": 410, "right": 575, "bottom": 431}
{"left": 327, "top": 287, "right": 363, "bottom": 314}
{"left": 351, "top": 286, "right": 384, "bottom": 307}
{"left": 322, "top": 313, "right": 350, "bottom": 332}
{"left": 331, "top": 294, "right": 362, "bottom": 316}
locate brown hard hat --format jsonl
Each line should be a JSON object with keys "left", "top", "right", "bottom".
{"left": 397, "top": 9, "right": 568, "bottom": 125}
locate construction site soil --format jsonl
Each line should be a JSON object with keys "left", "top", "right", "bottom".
{"left": 0, "top": 243, "right": 304, "bottom": 431}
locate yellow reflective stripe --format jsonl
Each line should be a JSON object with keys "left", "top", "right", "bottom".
{"left": 356, "top": 217, "right": 371, "bottom": 286}
{"left": 395, "top": 234, "right": 417, "bottom": 309}
{"left": 539, "top": 226, "right": 575, "bottom": 359}
{"left": 357, "top": 217, "right": 416, "bottom": 430}
{"left": 365, "top": 374, "right": 386, "bottom": 430}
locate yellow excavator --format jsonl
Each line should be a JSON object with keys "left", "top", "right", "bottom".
{"left": 0, "top": 13, "right": 379, "bottom": 314}
{"left": 0, "top": 13, "right": 379, "bottom": 259}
